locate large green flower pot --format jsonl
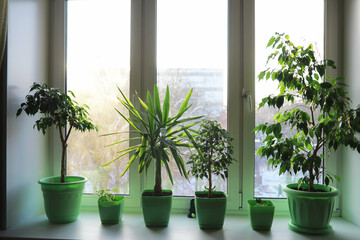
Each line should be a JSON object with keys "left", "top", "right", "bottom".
{"left": 195, "top": 191, "right": 227, "bottom": 229}
{"left": 38, "top": 176, "right": 87, "bottom": 223}
{"left": 98, "top": 195, "right": 124, "bottom": 224}
{"left": 248, "top": 199, "right": 275, "bottom": 230}
{"left": 284, "top": 183, "right": 339, "bottom": 234}
{"left": 141, "top": 189, "right": 172, "bottom": 227}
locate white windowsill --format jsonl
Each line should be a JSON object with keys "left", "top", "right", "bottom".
{"left": 1, "top": 212, "right": 360, "bottom": 240}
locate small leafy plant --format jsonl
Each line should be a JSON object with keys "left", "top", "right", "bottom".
{"left": 254, "top": 33, "right": 360, "bottom": 192}
{"left": 16, "top": 82, "right": 98, "bottom": 183}
{"left": 103, "top": 84, "right": 202, "bottom": 196}
{"left": 186, "top": 119, "right": 235, "bottom": 198}
{"left": 97, "top": 189, "right": 119, "bottom": 202}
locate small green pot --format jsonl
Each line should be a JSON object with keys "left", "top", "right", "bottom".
{"left": 141, "top": 189, "right": 172, "bottom": 227}
{"left": 248, "top": 200, "right": 275, "bottom": 230}
{"left": 38, "top": 176, "right": 87, "bottom": 223}
{"left": 284, "top": 183, "right": 339, "bottom": 234}
{"left": 195, "top": 191, "right": 227, "bottom": 229}
{"left": 98, "top": 195, "right": 124, "bottom": 224}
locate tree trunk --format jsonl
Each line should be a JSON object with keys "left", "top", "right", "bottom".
{"left": 61, "top": 143, "right": 66, "bottom": 183}
{"left": 208, "top": 158, "right": 212, "bottom": 198}
{"left": 153, "top": 157, "right": 162, "bottom": 195}
{"left": 308, "top": 157, "right": 314, "bottom": 192}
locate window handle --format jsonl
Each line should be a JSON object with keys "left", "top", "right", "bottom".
{"left": 242, "top": 88, "right": 252, "bottom": 111}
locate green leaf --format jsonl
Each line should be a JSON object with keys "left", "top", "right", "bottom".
{"left": 314, "top": 73, "right": 319, "bottom": 80}
{"left": 120, "top": 150, "right": 140, "bottom": 177}
{"left": 266, "top": 72, "right": 271, "bottom": 80}
{"left": 276, "top": 96, "right": 284, "bottom": 108}
{"left": 267, "top": 36, "right": 276, "bottom": 47}
{"left": 259, "top": 71, "right": 266, "bottom": 80}
{"left": 162, "top": 86, "right": 170, "bottom": 123}
{"left": 161, "top": 150, "right": 174, "bottom": 185}
{"left": 176, "top": 89, "right": 193, "bottom": 120}
{"left": 325, "top": 176, "right": 330, "bottom": 186}
{"left": 320, "top": 82, "right": 332, "bottom": 89}
{"left": 335, "top": 175, "right": 341, "bottom": 182}
{"left": 306, "top": 142, "right": 313, "bottom": 151}
{"left": 271, "top": 72, "right": 276, "bottom": 80}
{"left": 153, "top": 84, "right": 163, "bottom": 121}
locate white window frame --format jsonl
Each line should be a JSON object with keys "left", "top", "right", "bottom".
{"left": 49, "top": 0, "right": 339, "bottom": 214}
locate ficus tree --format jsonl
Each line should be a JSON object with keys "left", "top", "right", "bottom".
{"left": 16, "top": 82, "right": 98, "bottom": 183}
{"left": 254, "top": 33, "right": 360, "bottom": 192}
{"left": 186, "top": 119, "right": 235, "bottom": 198}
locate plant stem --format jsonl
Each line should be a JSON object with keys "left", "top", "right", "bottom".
{"left": 57, "top": 117, "right": 67, "bottom": 183}
{"left": 154, "top": 157, "right": 162, "bottom": 195}
{"left": 208, "top": 148, "right": 213, "bottom": 198}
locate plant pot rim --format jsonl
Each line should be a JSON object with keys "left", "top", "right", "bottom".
{"left": 142, "top": 189, "right": 172, "bottom": 194}
{"left": 195, "top": 190, "right": 228, "bottom": 199}
{"left": 283, "top": 183, "right": 339, "bottom": 197}
{"left": 38, "top": 176, "right": 87, "bottom": 185}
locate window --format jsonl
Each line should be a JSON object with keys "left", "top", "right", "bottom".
{"left": 157, "top": 0, "right": 228, "bottom": 196}
{"left": 65, "top": 0, "right": 240, "bottom": 210}
{"left": 66, "top": 0, "right": 131, "bottom": 194}
{"left": 254, "top": 0, "right": 324, "bottom": 198}
{"left": 57, "top": 0, "right": 330, "bottom": 212}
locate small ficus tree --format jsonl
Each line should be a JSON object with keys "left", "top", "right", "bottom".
{"left": 16, "top": 82, "right": 98, "bottom": 183}
{"left": 254, "top": 33, "right": 360, "bottom": 192}
{"left": 186, "top": 120, "right": 235, "bottom": 198}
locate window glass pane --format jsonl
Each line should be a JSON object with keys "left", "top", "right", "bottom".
{"left": 157, "top": 0, "right": 228, "bottom": 196}
{"left": 66, "top": 0, "right": 131, "bottom": 194}
{"left": 255, "top": 0, "right": 324, "bottom": 198}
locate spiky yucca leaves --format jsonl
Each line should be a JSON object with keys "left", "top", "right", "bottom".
{"left": 103, "top": 84, "right": 202, "bottom": 195}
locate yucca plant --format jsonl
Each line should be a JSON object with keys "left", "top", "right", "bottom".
{"left": 103, "top": 84, "right": 202, "bottom": 195}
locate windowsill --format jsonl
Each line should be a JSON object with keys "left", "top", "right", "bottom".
{"left": 1, "top": 212, "right": 360, "bottom": 240}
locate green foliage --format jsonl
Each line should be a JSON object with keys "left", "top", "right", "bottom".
{"left": 254, "top": 33, "right": 360, "bottom": 191}
{"left": 185, "top": 120, "right": 235, "bottom": 198}
{"left": 96, "top": 189, "right": 119, "bottom": 202}
{"left": 16, "top": 82, "right": 98, "bottom": 182}
{"left": 103, "top": 84, "right": 202, "bottom": 195}
{"left": 17, "top": 83, "right": 98, "bottom": 134}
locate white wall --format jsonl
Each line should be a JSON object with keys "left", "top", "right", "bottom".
{"left": 6, "top": 0, "right": 50, "bottom": 228}
{"left": 340, "top": 0, "right": 360, "bottom": 227}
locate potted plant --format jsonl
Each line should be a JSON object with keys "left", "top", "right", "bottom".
{"left": 103, "top": 84, "right": 201, "bottom": 227}
{"left": 185, "top": 119, "right": 235, "bottom": 229}
{"left": 16, "top": 82, "right": 98, "bottom": 223}
{"left": 97, "top": 189, "right": 124, "bottom": 224}
{"left": 247, "top": 198, "right": 275, "bottom": 231}
{"left": 255, "top": 33, "right": 360, "bottom": 234}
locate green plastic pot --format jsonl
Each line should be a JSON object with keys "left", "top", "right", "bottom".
{"left": 284, "top": 183, "right": 339, "bottom": 234}
{"left": 195, "top": 191, "right": 227, "bottom": 229}
{"left": 38, "top": 176, "right": 87, "bottom": 223}
{"left": 248, "top": 200, "right": 275, "bottom": 230}
{"left": 141, "top": 189, "right": 172, "bottom": 227}
{"left": 98, "top": 195, "right": 124, "bottom": 224}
